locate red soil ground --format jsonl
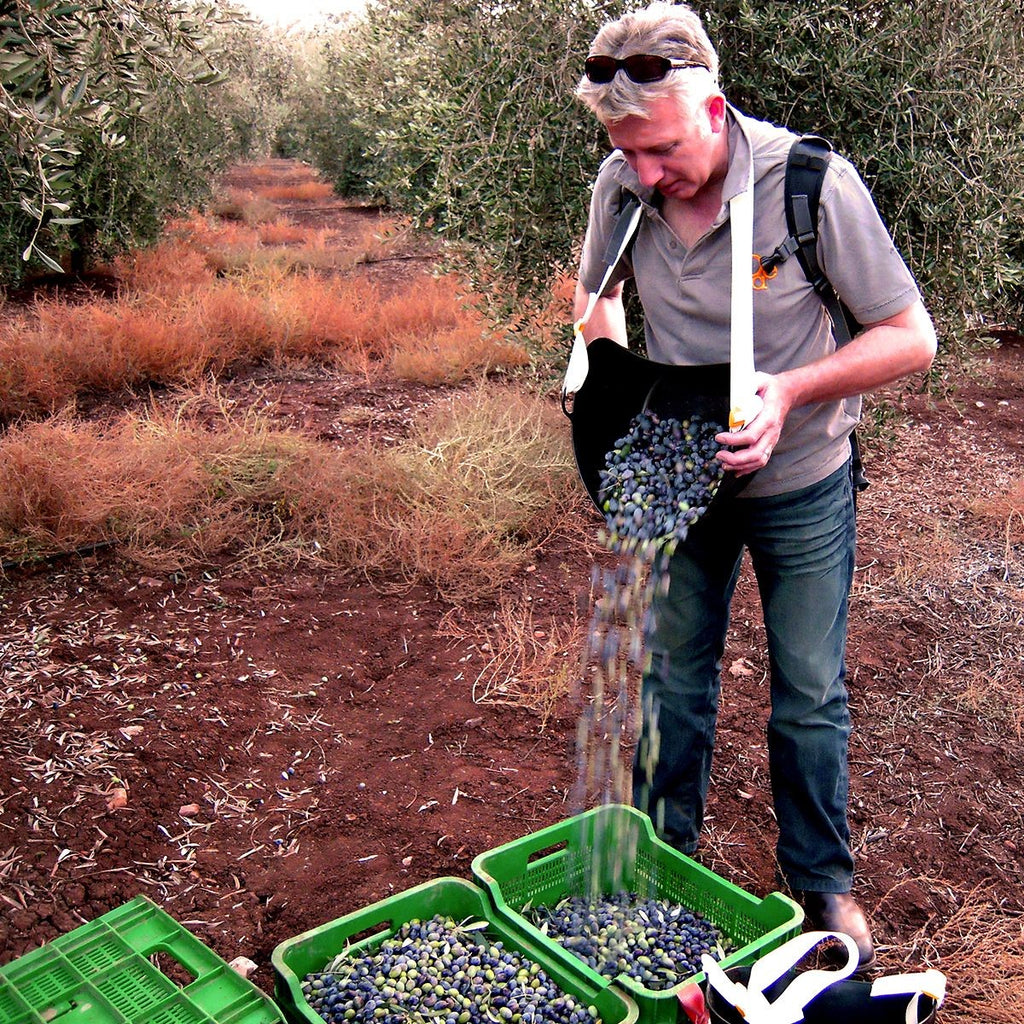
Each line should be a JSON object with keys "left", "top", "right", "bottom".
{"left": 2, "top": 160, "right": 1022, "bottom": 1022}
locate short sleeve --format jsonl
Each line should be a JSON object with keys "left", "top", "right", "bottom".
{"left": 578, "top": 154, "right": 637, "bottom": 297}
{"left": 816, "top": 157, "right": 921, "bottom": 326}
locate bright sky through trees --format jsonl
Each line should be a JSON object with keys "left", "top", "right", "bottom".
{"left": 238, "top": 0, "right": 364, "bottom": 28}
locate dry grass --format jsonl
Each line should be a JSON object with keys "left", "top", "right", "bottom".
{"left": 0, "top": 388, "right": 577, "bottom": 598}
{"left": 256, "top": 181, "right": 335, "bottom": 202}
{"left": 471, "top": 263, "right": 577, "bottom": 377}
{"left": 440, "top": 596, "right": 584, "bottom": 729}
{"left": 518, "top": 267, "right": 578, "bottom": 355}
{"left": 0, "top": 162, "right": 556, "bottom": 588}
{"left": 209, "top": 189, "right": 279, "bottom": 225}
{"left": 878, "top": 880, "right": 1024, "bottom": 1021}
{"left": 969, "top": 480, "right": 1024, "bottom": 559}
{"left": 390, "top": 325, "right": 531, "bottom": 384}
{"left": 112, "top": 240, "right": 217, "bottom": 301}
{"left": 257, "top": 218, "right": 312, "bottom": 245}
{"left": 858, "top": 479, "right": 1024, "bottom": 741}
{"left": 0, "top": 400, "right": 327, "bottom": 571}
{"left": 886, "top": 517, "right": 965, "bottom": 589}
{"left": 0, "top": 314, "right": 74, "bottom": 421}
{"left": 162, "top": 210, "right": 422, "bottom": 277}
{"left": 970, "top": 479, "right": 1024, "bottom": 522}
{"left": 357, "top": 216, "right": 420, "bottom": 262}
{"left": 0, "top": 298, "right": 212, "bottom": 421}
{"left": 0, "top": 263, "right": 531, "bottom": 422}
{"left": 342, "top": 388, "right": 579, "bottom": 601}
{"left": 164, "top": 211, "right": 263, "bottom": 256}
{"left": 954, "top": 670, "right": 1024, "bottom": 741}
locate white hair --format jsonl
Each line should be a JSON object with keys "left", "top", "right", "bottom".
{"left": 576, "top": 2, "right": 721, "bottom": 124}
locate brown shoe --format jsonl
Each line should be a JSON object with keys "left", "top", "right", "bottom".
{"left": 797, "top": 891, "right": 876, "bottom": 969}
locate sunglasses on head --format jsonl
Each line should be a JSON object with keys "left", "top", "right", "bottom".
{"left": 584, "top": 53, "right": 708, "bottom": 84}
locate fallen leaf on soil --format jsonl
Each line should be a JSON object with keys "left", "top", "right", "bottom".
{"left": 119, "top": 725, "right": 144, "bottom": 739}
{"left": 229, "top": 956, "right": 258, "bottom": 978}
{"left": 106, "top": 788, "right": 129, "bottom": 811}
{"left": 729, "top": 658, "right": 755, "bottom": 677}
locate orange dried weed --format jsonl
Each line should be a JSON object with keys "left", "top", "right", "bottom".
{"left": 257, "top": 182, "right": 335, "bottom": 202}
{"left": 258, "top": 219, "right": 312, "bottom": 246}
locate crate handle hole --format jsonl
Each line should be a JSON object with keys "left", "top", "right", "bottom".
{"left": 345, "top": 920, "right": 394, "bottom": 947}
{"left": 150, "top": 949, "right": 197, "bottom": 988}
{"left": 527, "top": 841, "right": 567, "bottom": 863}
{"left": 39, "top": 997, "right": 81, "bottom": 1021}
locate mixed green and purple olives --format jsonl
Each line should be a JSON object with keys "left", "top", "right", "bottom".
{"left": 599, "top": 411, "right": 725, "bottom": 554}
{"left": 526, "top": 892, "right": 733, "bottom": 990}
{"left": 302, "top": 915, "right": 602, "bottom": 1024}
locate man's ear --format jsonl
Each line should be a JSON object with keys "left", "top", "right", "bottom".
{"left": 707, "top": 92, "right": 727, "bottom": 131}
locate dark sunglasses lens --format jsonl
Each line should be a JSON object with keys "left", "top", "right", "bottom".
{"left": 622, "top": 55, "right": 672, "bottom": 82}
{"left": 584, "top": 56, "right": 618, "bottom": 83}
{"left": 584, "top": 54, "right": 674, "bottom": 84}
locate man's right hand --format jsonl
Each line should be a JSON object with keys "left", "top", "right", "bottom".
{"left": 716, "top": 372, "right": 787, "bottom": 476}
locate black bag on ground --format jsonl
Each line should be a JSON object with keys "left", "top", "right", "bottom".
{"left": 702, "top": 931, "right": 945, "bottom": 1024}
{"left": 705, "top": 965, "right": 941, "bottom": 1024}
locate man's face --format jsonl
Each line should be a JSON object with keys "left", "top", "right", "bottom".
{"left": 606, "top": 93, "right": 725, "bottom": 201}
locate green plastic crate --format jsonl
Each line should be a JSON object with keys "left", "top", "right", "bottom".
{"left": 0, "top": 895, "right": 284, "bottom": 1024}
{"left": 470, "top": 805, "right": 803, "bottom": 1024}
{"left": 271, "top": 876, "right": 638, "bottom": 1024}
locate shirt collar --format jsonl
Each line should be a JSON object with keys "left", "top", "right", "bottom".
{"left": 721, "top": 105, "right": 755, "bottom": 202}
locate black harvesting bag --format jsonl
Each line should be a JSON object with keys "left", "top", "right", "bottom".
{"left": 561, "top": 336, "right": 751, "bottom": 514}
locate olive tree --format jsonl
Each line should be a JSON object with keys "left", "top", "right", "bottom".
{"left": 292, "top": 0, "right": 613, "bottom": 292}
{"left": 0, "top": 0, "right": 244, "bottom": 284}
{"left": 703, "top": 0, "right": 1024, "bottom": 325}
{"left": 287, "top": 0, "right": 1024, "bottom": 328}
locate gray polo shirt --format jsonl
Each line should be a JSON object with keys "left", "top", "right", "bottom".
{"left": 578, "top": 106, "right": 921, "bottom": 497}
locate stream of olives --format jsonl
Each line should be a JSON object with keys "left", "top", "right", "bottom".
{"left": 301, "top": 412, "right": 729, "bottom": 1023}
{"left": 570, "top": 411, "right": 726, "bottom": 878}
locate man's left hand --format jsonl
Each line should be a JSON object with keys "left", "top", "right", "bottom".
{"left": 715, "top": 372, "right": 786, "bottom": 476}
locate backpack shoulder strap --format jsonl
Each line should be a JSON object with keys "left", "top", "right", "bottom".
{"left": 784, "top": 136, "right": 833, "bottom": 293}
{"left": 764, "top": 135, "right": 869, "bottom": 492}
{"left": 763, "top": 134, "right": 855, "bottom": 346}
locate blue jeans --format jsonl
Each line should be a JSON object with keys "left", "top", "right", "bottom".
{"left": 633, "top": 463, "right": 857, "bottom": 892}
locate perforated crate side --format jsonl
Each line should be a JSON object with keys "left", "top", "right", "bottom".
{"left": 271, "top": 876, "right": 639, "bottom": 1024}
{"left": 472, "top": 806, "right": 803, "bottom": 1024}
{"left": 0, "top": 896, "right": 284, "bottom": 1024}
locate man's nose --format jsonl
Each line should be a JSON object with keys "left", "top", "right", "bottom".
{"left": 634, "top": 154, "right": 663, "bottom": 188}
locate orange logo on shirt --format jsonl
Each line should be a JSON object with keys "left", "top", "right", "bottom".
{"left": 752, "top": 254, "right": 777, "bottom": 291}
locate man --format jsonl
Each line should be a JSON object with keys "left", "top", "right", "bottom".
{"left": 573, "top": 2, "right": 936, "bottom": 968}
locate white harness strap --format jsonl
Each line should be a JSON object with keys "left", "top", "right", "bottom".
{"left": 562, "top": 202, "right": 643, "bottom": 397}
{"left": 728, "top": 161, "right": 762, "bottom": 429}
{"left": 702, "top": 931, "right": 947, "bottom": 1024}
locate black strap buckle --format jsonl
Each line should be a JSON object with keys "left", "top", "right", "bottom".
{"left": 761, "top": 235, "right": 799, "bottom": 273}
